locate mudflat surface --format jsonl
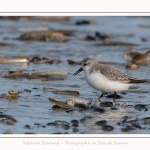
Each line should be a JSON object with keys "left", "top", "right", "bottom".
{"left": 0, "top": 16, "right": 150, "bottom": 134}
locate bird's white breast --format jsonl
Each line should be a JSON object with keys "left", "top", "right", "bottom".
{"left": 84, "top": 71, "right": 132, "bottom": 92}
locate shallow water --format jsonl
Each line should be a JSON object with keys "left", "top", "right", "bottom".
{"left": 0, "top": 16, "right": 150, "bottom": 134}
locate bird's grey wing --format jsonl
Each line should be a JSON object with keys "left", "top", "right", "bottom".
{"left": 100, "top": 65, "right": 148, "bottom": 84}
{"left": 99, "top": 65, "right": 130, "bottom": 83}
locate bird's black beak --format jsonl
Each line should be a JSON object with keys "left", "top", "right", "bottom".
{"left": 73, "top": 67, "right": 83, "bottom": 75}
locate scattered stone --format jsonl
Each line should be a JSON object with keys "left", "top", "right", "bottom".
{"left": 24, "top": 89, "right": 31, "bottom": 93}
{"left": 121, "top": 125, "right": 135, "bottom": 132}
{"left": 33, "top": 88, "right": 38, "bottom": 90}
{"left": 54, "top": 120, "right": 70, "bottom": 126}
{"left": 102, "top": 125, "right": 114, "bottom": 131}
{"left": 34, "top": 95, "right": 40, "bottom": 97}
{"left": 134, "top": 104, "right": 147, "bottom": 111}
{"left": 141, "top": 37, "right": 148, "bottom": 42}
{"left": 62, "top": 124, "right": 70, "bottom": 130}
{"left": 140, "top": 117, "right": 150, "bottom": 125}
{"left": 70, "top": 120, "right": 79, "bottom": 124}
{"left": 71, "top": 123, "right": 79, "bottom": 128}
{"left": 111, "top": 107, "right": 118, "bottom": 110}
{"left": 80, "top": 116, "right": 93, "bottom": 123}
{"left": 74, "top": 103, "right": 88, "bottom": 109}
{"left": 95, "top": 32, "right": 109, "bottom": 40}
{"left": 34, "top": 123, "right": 41, "bottom": 127}
{"left": 100, "top": 102, "right": 113, "bottom": 107}
{"left": 72, "top": 127, "right": 79, "bottom": 133}
{"left": 75, "top": 20, "right": 95, "bottom": 25}
{"left": 84, "top": 35, "right": 95, "bottom": 41}
{"left": 95, "top": 120, "right": 108, "bottom": 126}
{"left": 47, "top": 122, "right": 55, "bottom": 126}
{"left": 25, "top": 125, "right": 34, "bottom": 129}
{"left": 131, "top": 123, "right": 143, "bottom": 129}
{"left": 90, "top": 106, "right": 106, "bottom": 113}
{"left": 117, "top": 116, "right": 131, "bottom": 125}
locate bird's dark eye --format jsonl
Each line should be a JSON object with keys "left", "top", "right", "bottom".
{"left": 83, "top": 63, "right": 87, "bottom": 66}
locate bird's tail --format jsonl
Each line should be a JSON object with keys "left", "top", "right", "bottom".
{"left": 128, "top": 78, "right": 150, "bottom": 84}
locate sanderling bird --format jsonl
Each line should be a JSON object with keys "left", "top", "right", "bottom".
{"left": 73, "top": 57, "right": 149, "bottom": 101}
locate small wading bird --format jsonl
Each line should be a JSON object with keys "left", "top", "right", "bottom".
{"left": 73, "top": 57, "right": 149, "bottom": 102}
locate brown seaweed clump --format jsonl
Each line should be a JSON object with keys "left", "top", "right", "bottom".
{"left": 123, "top": 49, "right": 150, "bottom": 69}
{"left": 18, "top": 30, "right": 72, "bottom": 42}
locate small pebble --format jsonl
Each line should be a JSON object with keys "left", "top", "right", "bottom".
{"left": 84, "top": 115, "right": 93, "bottom": 119}
{"left": 47, "top": 122, "right": 55, "bottom": 126}
{"left": 25, "top": 125, "right": 34, "bottom": 129}
{"left": 70, "top": 120, "right": 79, "bottom": 124}
{"left": 134, "top": 104, "right": 146, "bottom": 111}
{"left": 62, "top": 124, "right": 70, "bottom": 130}
{"left": 66, "top": 109, "right": 75, "bottom": 113}
{"left": 90, "top": 106, "right": 106, "bottom": 113}
{"left": 80, "top": 115, "right": 93, "bottom": 123}
{"left": 131, "top": 123, "right": 143, "bottom": 129}
{"left": 111, "top": 107, "right": 118, "bottom": 110}
{"left": 117, "top": 116, "right": 131, "bottom": 125}
{"left": 70, "top": 120, "right": 79, "bottom": 127}
{"left": 74, "top": 103, "right": 87, "bottom": 109}
{"left": 72, "top": 127, "right": 79, "bottom": 133}
{"left": 80, "top": 118, "right": 86, "bottom": 123}
{"left": 121, "top": 125, "right": 135, "bottom": 132}
{"left": 24, "top": 89, "right": 31, "bottom": 93}
{"left": 95, "top": 32, "right": 107, "bottom": 40}
{"left": 34, "top": 123, "right": 41, "bottom": 126}
{"left": 100, "top": 102, "right": 113, "bottom": 107}
{"left": 102, "top": 125, "right": 114, "bottom": 131}
{"left": 75, "top": 20, "right": 93, "bottom": 25}
{"left": 141, "top": 37, "right": 148, "bottom": 42}
{"left": 84, "top": 35, "right": 95, "bottom": 41}
{"left": 34, "top": 95, "right": 40, "bottom": 97}
{"left": 95, "top": 120, "right": 108, "bottom": 126}
{"left": 54, "top": 120, "right": 70, "bottom": 126}
{"left": 140, "top": 117, "right": 150, "bottom": 125}
{"left": 32, "top": 88, "right": 38, "bottom": 90}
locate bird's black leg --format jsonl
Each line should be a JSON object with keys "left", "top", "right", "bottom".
{"left": 113, "top": 92, "right": 117, "bottom": 102}
{"left": 98, "top": 93, "right": 104, "bottom": 101}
